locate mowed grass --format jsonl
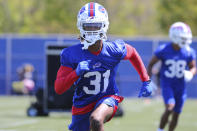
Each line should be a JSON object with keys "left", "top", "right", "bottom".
{"left": 0, "top": 96, "right": 197, "bottom": 131}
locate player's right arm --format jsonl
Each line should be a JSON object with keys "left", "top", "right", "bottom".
{"left": 54, "top": 60, "right": 90, "bottom": 95}
{"left": 147, "top": 44, "right": 165, "bottom": 78}
{"left": 54, "top": 66, "right": 79, "bottom": 95}
{"left": 147, "top": 55, "right": 160, "bottom": 77}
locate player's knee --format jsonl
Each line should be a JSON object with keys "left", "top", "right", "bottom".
{"left": 90, "top": 115, "right": 102, "bottom": 130}
{"left": 166, "top": 104, "right": 175, "bottom": 111}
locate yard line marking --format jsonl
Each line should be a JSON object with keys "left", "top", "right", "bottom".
{"left": 0, "top": 129, "right": 16, "bottom": 131}
{"left": 0, "top": 120, "right": 37, "bottom": 129}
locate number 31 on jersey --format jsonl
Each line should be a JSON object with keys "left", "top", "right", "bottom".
{"left": 83, "top": 70, "right": 110, "bottom": 95}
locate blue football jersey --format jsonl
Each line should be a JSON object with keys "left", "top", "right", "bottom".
{"left": 155, "top": 43, "right": 196, "bottom": 84}
{"left": 60, "top": 39, "right": 127, "bottom": 107}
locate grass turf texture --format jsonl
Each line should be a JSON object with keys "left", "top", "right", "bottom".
{"left": 0, "top": 96, "right": 196, "bottom": 131}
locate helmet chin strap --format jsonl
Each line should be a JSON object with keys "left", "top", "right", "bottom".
{"left": 80, "top": 33, "right": 106, "bottom": 50}
{"left": 177, "top": 40, "right": 191, "bottom": 48}
{"left": 178, "top": 43, "right": 185, "bottom": 48}
{"left": 81, "top": 40, "right": 96, "bottom": 50}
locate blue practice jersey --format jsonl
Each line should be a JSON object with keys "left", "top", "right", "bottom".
{"left": 60, "top": 40, "right": 127, "bottom": 107}
{"left": 155, "top": 43, "right": 196, "bottom": 85}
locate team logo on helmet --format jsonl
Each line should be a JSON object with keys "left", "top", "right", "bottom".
{"left": 98, "top": 6, "right": 105, "bottom": 13}
{"left": 172, "top": 25, "right": 191, "bottom": 33}
{"left": 79, "top": 6, "right": 85, "bottom": 14}
{"left": 172, "top": 26, "right": 183, "bottom": 31}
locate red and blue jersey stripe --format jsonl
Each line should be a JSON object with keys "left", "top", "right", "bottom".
{"left": 88, "top": 2, "right": 95, "bottom": 17}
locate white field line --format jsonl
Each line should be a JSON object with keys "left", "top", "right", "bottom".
{"left": 0, "top": 119, "right": 37, "bottom": 129}
{"left": 0, "top": 130, "right": 17, "bottom": 131}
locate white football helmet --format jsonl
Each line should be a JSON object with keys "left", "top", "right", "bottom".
{"left": 77, "top": 2, "right": 109, "bottom": 49}
{"left": 169, "top": 22, "right": 192, "bottom": 48}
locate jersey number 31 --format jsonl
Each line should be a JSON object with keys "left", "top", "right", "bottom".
{"left": 83, "top": 70, "right": 110, "bottom": 95}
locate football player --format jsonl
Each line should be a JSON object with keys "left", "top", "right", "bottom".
{"left": 55, "top": 2, "right": 152, "bottom": 131}
{"left": 147, "top": 22, "right": 197, "bottom": 131}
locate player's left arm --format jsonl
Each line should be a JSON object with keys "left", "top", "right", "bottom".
{"left": 184, "top": 60, "right": 197, "bottom": 82}
{"left": 123, "top": 44, "right": 152, "bottom": 97}
{"left": 188, "top": 60, "right": 197, "bottom": 75}
{"left": 184, "top": 48, "right": 197, "bottom": 82}
{"left": 124, "top": 44, "right": 150, "bottom": 82}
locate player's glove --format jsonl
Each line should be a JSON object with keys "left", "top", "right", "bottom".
{"left": 184, "top": 70, "right": 193, "bottom": 82}
{"left": 76, "top": 60, "right": 91, "bottom": 76}
{"left": 138, "top": 80, "right": 152, "bottom": 97}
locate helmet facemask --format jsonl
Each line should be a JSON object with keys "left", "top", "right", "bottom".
{"left": 178, "top": 35, "right": 192, "bottom": 48}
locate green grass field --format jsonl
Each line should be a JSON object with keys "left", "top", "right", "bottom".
{"left": 0, "top": 96, "right": 197, "bottom": 131}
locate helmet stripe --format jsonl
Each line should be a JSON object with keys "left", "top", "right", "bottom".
{"left": 89, "top": 2, "right": 95, "bottom": 17}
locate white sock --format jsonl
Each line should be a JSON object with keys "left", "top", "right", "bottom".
{"left": 157, "top": 128, "right": 164, "bottom": 131}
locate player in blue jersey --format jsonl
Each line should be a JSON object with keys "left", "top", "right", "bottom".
{"left": 148, "top": 22, "right": 197, "bottom": 131}
{"left": 54, "top": 2, "right": 152, "bottom": 131}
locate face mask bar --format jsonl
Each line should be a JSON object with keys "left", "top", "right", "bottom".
{"left": 179, "top": 37, "right": 192, "bottom": 47}
{"left": 82, "top": 23, "right": 102, "bottom": 31}
{"left": 79, "top": 22, "right": 107, "bottom": 50}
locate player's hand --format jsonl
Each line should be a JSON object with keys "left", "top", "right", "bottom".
{"left": 76, "top": 60, "right": 91, "bottom": 76}
{"left": 184, "top": 70, "right": 193, "bottom": 82}
{"left": 138, "top": 80, "right": 152, "bottom": 97}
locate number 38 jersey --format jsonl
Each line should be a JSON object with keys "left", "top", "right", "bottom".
{"left": 60, "top": 40, "right": 127, "bottom": 107}
{"left": 155, "top": 43, "right": 196, "bottom": 83}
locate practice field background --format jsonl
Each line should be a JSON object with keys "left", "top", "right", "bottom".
{"left": 0, "top": 96, "right": 196, "bottom": 131}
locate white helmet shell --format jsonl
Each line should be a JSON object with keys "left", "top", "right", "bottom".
{"left": 169, "top": 22, "right": 192, "bottom": 48}
{"left": 77, "top": 2, "right": 109, "bottom": 49}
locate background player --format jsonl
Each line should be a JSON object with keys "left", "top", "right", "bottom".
{"left": 55, "top": 2, "right": 152, "bottom": 131}
{"left": 147, "top": 22, "right": 197, "bottom": 131}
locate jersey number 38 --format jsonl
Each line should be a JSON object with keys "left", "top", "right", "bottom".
{"left": 164, "top": 59, "right": 186, "bottom": 78}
